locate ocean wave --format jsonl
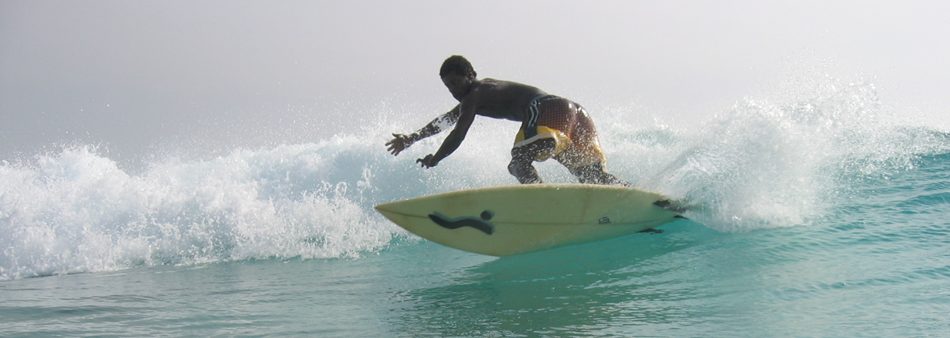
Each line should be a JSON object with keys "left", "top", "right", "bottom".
{"left": 2, "top": 77, "right": 948, "bottom": 280}
{"left": 0, "top": 140, "right": 404, "bottom": 280}
{"left": 605, "top": 79, "right": 948, "bottom": 231}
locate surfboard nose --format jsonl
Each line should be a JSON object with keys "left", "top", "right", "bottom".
{"left": 374, "top": 200, "right": 408, "bottom": 216}
{"left": 373, "top": 203, "right": 391, "bottom": 214}
{"left": 374, "top": 202, "right": 404, "bottom": 224}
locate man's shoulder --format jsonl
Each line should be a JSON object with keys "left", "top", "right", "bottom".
{"left": 481, "top": 78, "right": 530, "bottom": 88}
{"left": 475, "top": 78, "right": 543, "bottom": 96}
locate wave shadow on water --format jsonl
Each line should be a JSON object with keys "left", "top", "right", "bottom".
{"left": 382, "top": 220, "right": 737, "bottom": 336}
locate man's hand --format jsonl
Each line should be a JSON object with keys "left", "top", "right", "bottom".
{"left": 386, "top": 133, "right": 415, "bottom": 156}
{"left": 416, "top": 154, "right": 439, "bottom": 169}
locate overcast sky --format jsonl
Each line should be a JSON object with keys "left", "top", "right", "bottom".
{"left": 2, "top": 0, "right": 948, "bottom": 163}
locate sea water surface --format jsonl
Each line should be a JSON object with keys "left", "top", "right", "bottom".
{"left": 1, "top": 80, "right": 949, "bottom": 336}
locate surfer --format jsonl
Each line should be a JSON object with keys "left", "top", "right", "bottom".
{"left": 386, "top": 55, "right": 627, "bottom": 185}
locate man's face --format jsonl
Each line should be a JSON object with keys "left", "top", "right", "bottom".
{"left": 441, "top": 73, "right": 473, "bottom": 101}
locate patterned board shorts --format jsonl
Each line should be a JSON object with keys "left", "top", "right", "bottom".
{"left": 513, "top": 95, "right": 606, "bottom": 167}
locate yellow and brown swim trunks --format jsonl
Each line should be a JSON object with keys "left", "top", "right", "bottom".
{"left": 513, "top": 95, "right": 606, "bottom": 167}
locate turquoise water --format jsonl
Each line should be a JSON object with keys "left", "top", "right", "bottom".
{"left": 2, "top": 81, "right": 949, "bottom": 336}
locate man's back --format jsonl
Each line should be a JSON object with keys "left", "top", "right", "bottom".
{"left": 464, "top": 78, "right": 547, "bottom": 122}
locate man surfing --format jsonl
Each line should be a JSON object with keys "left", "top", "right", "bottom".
{"left": 386, "top": 55, "right": 627, "bottom": 186}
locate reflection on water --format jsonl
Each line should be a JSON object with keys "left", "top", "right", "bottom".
{"left": 387, "top": 220, "right": 722, "bottom": 336}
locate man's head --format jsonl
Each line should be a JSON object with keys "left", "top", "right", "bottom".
{"left": 440, "top": 55, "right": 477, "bottom": 101}
{"left": 439, "top": 55, "right": 476, "bottom": 79}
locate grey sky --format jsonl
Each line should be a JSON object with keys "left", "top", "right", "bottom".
{"left": 2, "top": 0, "right": 948, "bottom": 164}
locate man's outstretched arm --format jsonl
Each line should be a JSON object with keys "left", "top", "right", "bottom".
{"left": 417, "top": 104, "right": 476, "bottom": 168}
{"left": 386, "top": 105, "right": 461, "bottom": 156}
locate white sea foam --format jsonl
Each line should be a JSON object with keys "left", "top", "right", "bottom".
{"left": 0, "top": 136, "right": 411, "bottom": 280}
{"left": 611, "top": 78, "right": 948, "bottom": 231}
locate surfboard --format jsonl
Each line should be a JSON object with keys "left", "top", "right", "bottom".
{"left": 375, "top": 184, "right": 684, "bottom": 256}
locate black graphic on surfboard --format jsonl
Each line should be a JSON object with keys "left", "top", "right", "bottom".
{"left": 428, "top": 210, "right": 495, "bottom": 235}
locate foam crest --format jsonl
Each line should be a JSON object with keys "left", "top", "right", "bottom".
{"left": 615, "top": 78, "right": 948, "bottom": 231}
{"left": 0, "top": 138, "right": 410, "bottom": 280}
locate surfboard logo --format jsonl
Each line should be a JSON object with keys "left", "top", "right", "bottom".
{"left": 428, "top": 210, "right": 495, "bottom": 235}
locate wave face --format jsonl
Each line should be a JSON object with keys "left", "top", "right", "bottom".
{"left": 2, "top": 78, "right": 948, "bottom": 280}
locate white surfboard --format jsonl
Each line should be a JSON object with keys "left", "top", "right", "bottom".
{"left": 375, "top": 184, "right": 684, "bottom": 256}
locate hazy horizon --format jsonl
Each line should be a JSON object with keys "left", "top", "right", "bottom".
{"left": 3, "top": 0, "right": 949, "bottom": 165}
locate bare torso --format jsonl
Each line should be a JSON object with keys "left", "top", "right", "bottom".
{"left": 463, "top": 78, "right": 548, "bottom": 122}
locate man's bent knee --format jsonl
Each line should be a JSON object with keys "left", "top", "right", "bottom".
{"left": 508, "top": 158, "right": 542, "bottom": 184}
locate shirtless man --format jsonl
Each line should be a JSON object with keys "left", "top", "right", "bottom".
{"left": 386, "top": 55, "right": 626, "bottom": 185}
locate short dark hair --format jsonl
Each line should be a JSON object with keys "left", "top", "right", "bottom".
{"left": 439, "top": 55, "right": 476, "bottom": 78}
